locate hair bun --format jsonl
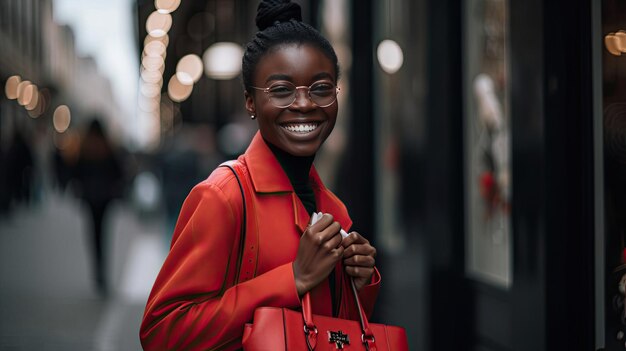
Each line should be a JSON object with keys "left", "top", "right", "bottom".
{"left": 255, "top": 0, "right": 302, "bottom": 31}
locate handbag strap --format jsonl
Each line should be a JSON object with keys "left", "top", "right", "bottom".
{"left": 220, "top": 160, "right": 258, "bottom": 285}
{"left": 301, "top": 276, "right": 377, "bottom": 350}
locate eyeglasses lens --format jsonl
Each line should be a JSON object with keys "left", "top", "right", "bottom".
{"left": 268, "top": 82, "right": 337, "bottom": 108}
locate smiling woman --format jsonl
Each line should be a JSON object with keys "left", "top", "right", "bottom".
{"left": 245, "top": 44, "right": 339, "bottom": 157}
{"left": 139, "top": 0, "right": 382, "bottom": 350}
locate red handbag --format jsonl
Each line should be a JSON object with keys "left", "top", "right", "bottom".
{"left": 221, "top": 161, "right": 409, "bottom": 350}
{"left": 241, "top": 278, "right": 408, "bottom": 350}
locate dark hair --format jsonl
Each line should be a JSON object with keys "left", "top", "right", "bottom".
{"left": 242, "top": 0, "right": 340, "bottom": 92}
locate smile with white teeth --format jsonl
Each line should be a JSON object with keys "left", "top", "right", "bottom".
{"left": 281, "top": 122, "right": 320, "bottom": 134}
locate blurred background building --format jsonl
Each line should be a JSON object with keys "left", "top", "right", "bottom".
{"left": 1, "top": 0, "right": 626, "bottom": 350}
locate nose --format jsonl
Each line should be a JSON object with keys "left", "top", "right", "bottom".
{"left": 289, "top": 86, "right": 315, "bottom": 111}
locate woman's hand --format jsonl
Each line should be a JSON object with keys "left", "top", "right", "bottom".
{"left": 293, "top": 214, "right": 344, "bottom": 296}
{"left": 341, "top": 232, "right": 376, "bottom": 291}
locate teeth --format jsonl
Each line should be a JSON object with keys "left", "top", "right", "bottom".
{"left": 283, "top": 123, "right": 319, "bottom": 133}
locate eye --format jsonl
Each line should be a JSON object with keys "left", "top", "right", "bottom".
{"left": 268, "top": 84, "right": 294, "bottom": 97}
{"left": 310, "top": 82, "right": 335, "bottom": 96}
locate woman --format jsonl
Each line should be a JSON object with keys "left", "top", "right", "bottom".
{"left": 74, "top": 119, "right": 123, "bottom": 296}
{"left": 140, "top": 1, "right": 380, "bottom": 349}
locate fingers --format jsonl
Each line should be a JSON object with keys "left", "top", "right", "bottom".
{"left": 305, "top": 214, "right": 343, "bottom": 249}
{"left": 308, "top": 213, "right": 335, "bottom": 232}
{"left": 340, "top": 231, "right": 368, "bottom": 247}
{"left": 342, "top": 233, "right": 376, "bottom": 259}
{"left": 294, "top": 214, "right": 353, "bottom": 296}
{"left": 316, "top": 220, "right": 341, "bottom": 243}
{"left": 344, "top": 266, "right": 375, "bottom": 279}
{"left": 343, "top": 254, "right": 375, "bottom": 267}
{"left": 341, "top": 231, "right": 376, "bottom": 282}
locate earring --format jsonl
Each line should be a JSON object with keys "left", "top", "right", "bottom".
{"left": 250, "top": 115, "right": 256, "bottom": 119}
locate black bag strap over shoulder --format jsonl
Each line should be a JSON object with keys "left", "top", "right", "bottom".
{"left": 220, "top": 160, "right": 258, "bottom": 286}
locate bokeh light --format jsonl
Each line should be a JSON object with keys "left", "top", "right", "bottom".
{"left": 144, "top": 33, "right": 169, "bottom": 48}
{"left": 155, "top": 0, "right": 181, "bottom": 14}
{"left": 605, "top": 33, "right": 622, "bottom": 56}
{"left": 25, "top": 84, "right": 40, "bottom": 112}
{"left": 144, "top": 40, "right": 167, "bottom": 58}
{"left": 16, "top": 80, "right": 32, "bottom": 105}
{"left": 615, "top": 30, "right": 626, "bottom": 54}
{"left": 167, "top": 74, "right": 193, "bottom": 102}
{"left": 53, "top": 105, "right": 71, "bottom": 133}
{"left": 141, "top": 68, "right": 164, "bottom": 84}
{"left": 176, "top": 54, "right": 203, "bottom": 85}
{"left": 605, "top": 31, "right": 626, "bottom": 56}
{"left": 18, "top": 82, "right": 36, "bottom": 107}
{"left": 377, "top": 39, "right": 404, "bottom": 74}
{"left": 5, "top": 75, "right": 21, "bottom": 100}
{"left": 142, "top": 55, "right": 165, "bottom": 71}
{"left": 146, "top": 12, "right": 172, "bottom": 38}
{"left": 203, "top": 42, "right": 244, "bottom": 80}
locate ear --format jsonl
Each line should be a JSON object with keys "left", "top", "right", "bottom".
{"left": 244, "top": 91, "right": 256, "bottom": 117}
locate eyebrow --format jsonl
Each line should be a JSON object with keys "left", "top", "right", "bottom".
{"left": 265, "top": 72, "right": 335, "bottom": 84}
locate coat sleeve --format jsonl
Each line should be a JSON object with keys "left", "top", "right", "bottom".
{"left": 140, "top": 177, "right": 301, "bottom": 351}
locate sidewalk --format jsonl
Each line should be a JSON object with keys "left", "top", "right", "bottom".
{"left": 0, "top": 191, "right": 167, "bottom": 351}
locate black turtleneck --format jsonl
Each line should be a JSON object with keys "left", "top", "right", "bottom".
{"left": 266, "top": 141, "right": 317, "bottom": 215}
{"left": 266, "top": 140, "right": 338, "bottom": 315}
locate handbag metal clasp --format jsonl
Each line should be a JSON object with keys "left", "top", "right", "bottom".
{"left": 328, "top": 330, "right": 350, "bottom": 349}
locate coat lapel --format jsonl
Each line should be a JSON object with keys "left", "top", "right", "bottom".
{"left": 292, "top": 192, "right": 312, "bottom": 234}
{"left": 244, "top": 132, "right": 292, "bottom": 193}
{"left": 243, "top": 131, "right": 352, "bottom": 234}
{"left": 310, "top": 168, "right": 353, "bottom": 232}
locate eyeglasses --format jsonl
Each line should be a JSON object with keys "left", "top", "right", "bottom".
{"left": 249, "top": 81, "right": 339, "bottom": 108}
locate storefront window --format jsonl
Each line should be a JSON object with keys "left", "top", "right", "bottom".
{"left": 464, "top": 0, "right": 512, "bottom": 288}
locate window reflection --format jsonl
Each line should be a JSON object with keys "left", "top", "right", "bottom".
{"left": 464, "top": 0, "right": 512, "bottom": 288}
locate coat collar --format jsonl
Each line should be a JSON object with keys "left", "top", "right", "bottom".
{"left": 244, "top": 131, "right": 293, "bottom": 193}
{"left": 242, "top": 131, "right": 353, "bottom": 232}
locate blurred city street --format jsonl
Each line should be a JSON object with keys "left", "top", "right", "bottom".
{"left": 0, "top": 191, "right": 167, "bottom": 351}
{"left": 0, "top": 189, "right": 426, "bottom": 351}
{"left": 1, "top": 0, "right": 620, "bottom": 349}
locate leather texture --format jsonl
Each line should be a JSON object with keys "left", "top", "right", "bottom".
{"left": 242, "top": 307, "right": 409, "bottom": 350}
{"left": 140, "top": 132, "right": 381, "bottom": 350}
{"left": 242, "top": 279, "right": 408, "bottom": 351}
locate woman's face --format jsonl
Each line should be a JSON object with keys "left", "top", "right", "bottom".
{"left": 246, "top": 44, "right": 338, "bottom": 157}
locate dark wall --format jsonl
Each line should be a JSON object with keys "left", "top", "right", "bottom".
{"left": 542, "top": 0, "right": 595, "bottom": 349}
{"left": 509, "top": 0, "right": 546, "bottom": 348}
{"left": 423, "top": 0, "right": 469, "bottom": 350}
{"left": 422, "top": 0, "right": 597, "bottom": 350}
{"left": 336, "top": 0, "right": 376, "bottom": 246}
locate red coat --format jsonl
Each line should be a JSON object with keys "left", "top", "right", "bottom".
{"left": 140, "top": 132, "right": 380, "bottom": 350}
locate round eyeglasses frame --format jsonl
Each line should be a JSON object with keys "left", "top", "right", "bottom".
{"left": 249, "top": 81, "right": 340, "bottom": 108}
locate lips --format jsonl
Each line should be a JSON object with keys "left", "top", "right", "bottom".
{"left": 280, "top": 122, "right": 320, "bottom": 134}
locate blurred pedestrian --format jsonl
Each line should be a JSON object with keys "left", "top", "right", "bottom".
{"left": 5, "top": 130, "right": 34, "bottom": 210}
{"left": 73, "top": 118, "right": 123, "bottom": 296}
